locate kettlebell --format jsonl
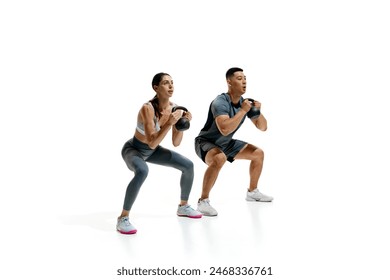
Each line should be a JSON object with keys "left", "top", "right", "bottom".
{"left": 172, "top": 106, "right": 190, "bottom": 131}
{"left": 246, "top": 98, "right": 261, "bottom": 119}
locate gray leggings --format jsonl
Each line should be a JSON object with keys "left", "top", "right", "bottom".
{"left": 121, "top": 137, "right": 194, "bottom": 211}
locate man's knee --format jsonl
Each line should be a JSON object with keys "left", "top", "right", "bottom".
{"left": 253, "top": 148, "right": 264, "bottom": 162}
{"left": 208, "top": 152, "right": 227, "bottom": 168}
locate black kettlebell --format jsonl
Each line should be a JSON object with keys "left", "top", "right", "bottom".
{"left": 172, "top": 106, "right": 190, "bottom": 131}
{"left": 246, "top": 98, "right": 261, "bottom": 119}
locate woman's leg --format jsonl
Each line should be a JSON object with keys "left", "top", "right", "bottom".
{"left": 121, "top": 150, "right": 149, "bottom": 215}
{"left": 146, "top": 146, "right": 194, "bottom": 204}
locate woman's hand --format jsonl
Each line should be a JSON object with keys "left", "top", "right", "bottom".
{"left": 167, "top": 110, "right": 182, "bottom": 126}
{"left": 183, "top": 110, "right": 192, "bottom": 122}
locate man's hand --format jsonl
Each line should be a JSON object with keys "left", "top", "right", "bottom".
{"left": 252, "top": 100, "right": 261, "bottom": 110}
{"left": 241, "top": 99, "right": 252, "bottom": 112}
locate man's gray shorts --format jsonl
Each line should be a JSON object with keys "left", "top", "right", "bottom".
{"left": 194, "top": 137, "right": 247, "bottom": 163}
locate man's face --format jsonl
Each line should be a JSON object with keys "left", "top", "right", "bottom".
{"left": 228, "top": 71, "right": 247, "bottom": 94}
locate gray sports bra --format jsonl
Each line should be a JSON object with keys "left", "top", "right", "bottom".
{"left": 136, "top": 103, "right": 161, "bottom": 135}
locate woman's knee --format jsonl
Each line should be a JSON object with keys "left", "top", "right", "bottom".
{"left": 185, "top": 157, "right": 194, "bottom": 170}
{"left": 135, "top": 164, "right": 149, "bottom": 179}
{"left": 176, "top": 155, "right": 194, "bottom": 173}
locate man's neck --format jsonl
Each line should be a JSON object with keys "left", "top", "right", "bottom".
{"left": 227, "top": 91, "right": 241, "bottom": 104}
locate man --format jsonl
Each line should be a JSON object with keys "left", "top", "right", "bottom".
{"left": 194, "top": 67, "right": 273, "bottom": 216}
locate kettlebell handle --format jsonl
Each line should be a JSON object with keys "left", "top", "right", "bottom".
{"left": 171, "top": 106, "right": 190, "bottom": 131}
{"left": 172, "top": 106, "right": 188, "bottom": 113}
{"left": 245, "top": 98, "right": 261, "bottom": 119}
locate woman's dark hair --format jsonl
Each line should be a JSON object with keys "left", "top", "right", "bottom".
{"left": 149, "top": 72, "right": 170, "bottom": 119}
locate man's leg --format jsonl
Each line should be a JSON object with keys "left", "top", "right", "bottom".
{"left": 196, "top": 147, "right": 226, "bottom": 216}
{"left": 234, "top": 143, "right": 272, "bottom": 202}
{"left": 201, "top": 147, "right": 227, "bottom": 199}
{"left": 234, "top": 144, "right": 264, "bottom": 191}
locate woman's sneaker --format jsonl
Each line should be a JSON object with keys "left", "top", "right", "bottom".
{"left": 246, "top": 188, "right": 273, "bottom": 202}
{"left": 177, "top": 204, "right": 202, "bottom": 218}
{"left": 116, "top": 216, "right": 137, "bottom": 234}
{"left": 197, "top": 198, "right": 218, "bottom": 216}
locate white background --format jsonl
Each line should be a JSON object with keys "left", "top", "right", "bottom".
{"left": 1, "top": 0, "right": 390, "bottom": 279}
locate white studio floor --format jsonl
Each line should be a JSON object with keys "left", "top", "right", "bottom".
{"left": 3, "top": 154, "right": 389, "bottom": 280}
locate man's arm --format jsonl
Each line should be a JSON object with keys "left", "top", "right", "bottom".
{"left": 251, "top": 114, "right": 267, "bottom": 131}
{"left": 215, "top": 100, "right": 252, "bottom": 136}
{"left": 250, "top": 100, "right": 267, "bottom": 131}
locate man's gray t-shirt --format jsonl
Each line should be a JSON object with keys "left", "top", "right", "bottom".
{"left": 196, "top": 93, "right": 249, "bottom": 148}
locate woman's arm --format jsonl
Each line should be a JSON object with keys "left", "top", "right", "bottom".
{"left": 141, "top": 105, "right": 170, "bottom": 149}
{"left": 172, "top": 126, "right": 183, "bottom": 147}
{"left": 171, "top": 110, "right": 191, "bottom": 147}
{"left": 141, "top": 104, "right": 181, "bottom": 149}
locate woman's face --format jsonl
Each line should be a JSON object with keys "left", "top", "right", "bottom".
{"left": 154, "top": 75, "right": 174, "bottom": 98}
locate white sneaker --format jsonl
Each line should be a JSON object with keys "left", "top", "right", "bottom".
{"left": 197, "top": 198, "right": 218, "bottom": 216}
{"left": 246, "top": 189, "right": 273, "bottom": 202}
{"left": 177, "top": 204, "right": 202, "bottom": 218}
{"left": 116, "top": 216, "right": 137, "bottom": 234}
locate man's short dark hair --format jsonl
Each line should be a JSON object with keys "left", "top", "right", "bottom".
{"left": 226, "top": 67, "right": 243, "bottom": 79}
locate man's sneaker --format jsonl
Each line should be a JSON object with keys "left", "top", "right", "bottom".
{"left": 197, "top": 198, "right": 218, "bottom": 216}
{"left": 116, "top": 216, "right": 137, "bottom": 234}
{"left": 177, "top": 204, "right": 202, "bottom": 218}
{"left": 246, "top": 188, "right": 273, "bottom": 202}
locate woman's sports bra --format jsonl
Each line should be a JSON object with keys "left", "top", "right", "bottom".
{"left": 136, "top": 103, "right": 161, "bottom": 135}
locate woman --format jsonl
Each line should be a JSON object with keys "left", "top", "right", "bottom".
{"left": 117, "top": 72, "right": 202, "bottom": 234}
